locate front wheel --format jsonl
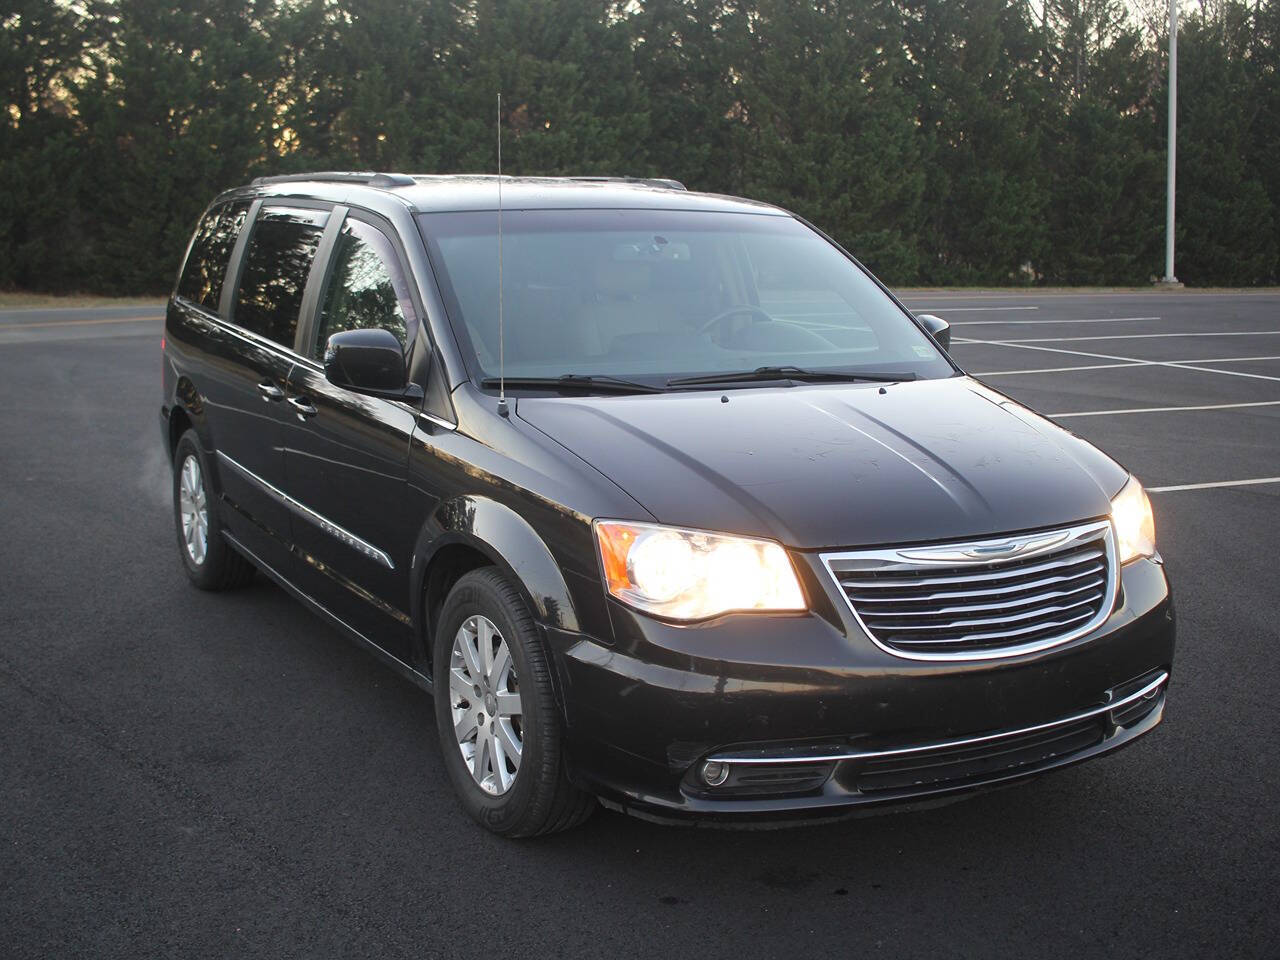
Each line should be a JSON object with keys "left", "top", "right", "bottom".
{"left": 172, "top": 429, "right": 254, "bottom": 590}
{"left": 433, "top": 568, "right": 594, "bottom": 837}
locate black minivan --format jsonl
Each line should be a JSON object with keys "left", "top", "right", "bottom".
{"left": 162, "top": 172, "right": 1174, "bottom": 836}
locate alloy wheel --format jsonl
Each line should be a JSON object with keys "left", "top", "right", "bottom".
{"left": 449, "top": 614, "right": 523, "bottom": 795}
{"left": 178, "top": 454, "right": 209, "bottom": 565}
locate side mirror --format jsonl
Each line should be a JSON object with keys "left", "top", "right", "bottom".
{"left": 917, "top": 313, "right": 951, "bottom": 352}
{"left": 323, "top": 328, "right": 418, "bottom": 398}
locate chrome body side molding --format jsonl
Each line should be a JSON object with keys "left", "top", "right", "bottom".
{"left": 216, "top": 450, "right": 395, "bottom": 570}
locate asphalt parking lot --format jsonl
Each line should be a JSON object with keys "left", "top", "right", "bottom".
{"left": 2, "top": 291, "right": 1277, "bottom": 958}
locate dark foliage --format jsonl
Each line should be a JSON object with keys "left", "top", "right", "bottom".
{"left": 1, "top": 0, "right": 1276, "bottom": 293}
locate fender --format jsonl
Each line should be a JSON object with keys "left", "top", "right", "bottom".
{"left": 411, "top": 494, "right": 581, "bottom": 658}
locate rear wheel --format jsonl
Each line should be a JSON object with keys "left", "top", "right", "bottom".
{"left": 433, "top": 567, "right": 594, "bottom": 837}
{"left": 172, "top": 429, "right": 254, "bottom": 590}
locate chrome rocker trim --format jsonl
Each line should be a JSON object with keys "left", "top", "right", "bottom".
{"left": 708, "top": 670, "right": 1168, "bottom": 766}
{"left": 820, "top": 519, "right": 1119, "bottom": 662}
{"left": 216, "top": 450, "right": 395, "bottom": 570}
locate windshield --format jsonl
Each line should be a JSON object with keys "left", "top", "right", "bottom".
{"left": 417, "top": 209, "right": 955, "bottom": 386}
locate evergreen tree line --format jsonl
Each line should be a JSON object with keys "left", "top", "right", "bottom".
{"left": 3, "top": 0, "right": 1279, "bottom": 293}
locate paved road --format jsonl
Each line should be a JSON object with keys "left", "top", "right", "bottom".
{"left": 0, "top": 304, "right": 164, "bottom": 345}
{"left": 2, "top": 292, "right": 1277, "bottom": 958}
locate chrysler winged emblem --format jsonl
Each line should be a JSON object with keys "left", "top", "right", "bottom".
{"left": 897, "top": 529, "right": 1072, "bottom": 564}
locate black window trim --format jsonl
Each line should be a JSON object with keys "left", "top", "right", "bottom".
{"left": 188, "top": 192, "right": 454, "bottom": 426}
{"left": 171, "top": 202, "right": 212, "bottom": 305}
{"left": 218, "top": 197, "right": 263, "bottom": 321}
{"left": 221, "top": 197, "right": 335, "bottom": 369}
{"left": 299, "top": 204, "right": 432, "bottom": 367}
{"left": 295, "top": 204, "right": 348, "bottom": 364}
{"left": 173, "top": 198, "right": 249, "bottom": 317}
{"left": 299, "top": 203, "right": 455, "bottom": 426}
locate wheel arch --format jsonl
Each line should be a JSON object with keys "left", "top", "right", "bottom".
{"left": 167, "top": 404, "right": 193, "bottom": 457}
{"left": 412, "top": 496, "right": 581, "bottom": 669}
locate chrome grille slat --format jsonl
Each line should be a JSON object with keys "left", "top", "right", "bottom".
{"left": 844, "top": 565, "right": 1104, "bottom": 604}
{"left": 882, "top": 607, "right": 1098, "bottom": 645}
{"left": 837, "top": 548, "right": 1103, "bottom": 589}
{"left": 865, "top": 593, "right": 1103, "bottom": 632}
{"left": 821, "top": 521, "right": 1118, "bottom": 661}
{"left": 856, "top": 581, "right": 1104, "bottom": 618}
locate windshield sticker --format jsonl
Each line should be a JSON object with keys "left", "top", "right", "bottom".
{"left": 913, "top": 345, "right": 937, "bottom": 358}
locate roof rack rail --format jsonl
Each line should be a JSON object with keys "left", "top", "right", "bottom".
{"left": 250, "top": 171, "right": 416, "bottom": 189}
{"left": 565, "top": 176, "right": 686, "bottom": 191}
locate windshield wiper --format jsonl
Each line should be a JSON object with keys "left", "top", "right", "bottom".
{"left": 479, "top": 374, "right": 665, "bottom": 394}
{"left": 666, "top": 366, "right": 918, "bottom": 387}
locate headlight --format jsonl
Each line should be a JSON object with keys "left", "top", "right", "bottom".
{"left": 1110, "top": 474, "right": 1156, "bottom": 563}
{"left": 594, "top": 520, "right": 805, "bottom": 620}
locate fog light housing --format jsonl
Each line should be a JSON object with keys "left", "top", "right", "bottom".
{"left": 701, "top": 760, "right": 729, "bottom": 786}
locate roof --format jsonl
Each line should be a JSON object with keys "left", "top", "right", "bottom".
{"left": 235, "top": 172, "right": 787, "bottom": 217}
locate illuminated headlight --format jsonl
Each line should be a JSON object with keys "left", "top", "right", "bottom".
{"left": 1110, "top": 474, "right": 1156, "bottom": 563}
{"left": 594, "top": 520, "right": 805, "bottom": 620}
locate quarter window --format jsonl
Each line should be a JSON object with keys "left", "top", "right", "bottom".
{"left": 176, "top": 201, "right": 250, "bottom": 311}
{"left": 313, "top": 219, "right": 417, "bottom": 359}
{"left": 232, "top": 206, "right": 328, "bottom": 347}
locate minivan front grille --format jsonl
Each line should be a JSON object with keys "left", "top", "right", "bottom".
{"left": 822, "top": 521, "right": 1117, "bottom": 660}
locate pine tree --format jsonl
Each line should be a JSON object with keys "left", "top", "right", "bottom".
{"left": 1174, "top": 4, "right": 1277, "bottom": 284}
{"left": 0, "top": 1, "right": 88, "bottom": 290}
{"left": 903, "top": 0, "right": 1049, "bottom": 284}
{"left": 631, "top": 0, "right": 741, "bottom": 191}
{"left": 72, "top": 0, "right": 282, "bottom": 292}
{"left": 735, "top": 0, "right": 925, "bottom": 282}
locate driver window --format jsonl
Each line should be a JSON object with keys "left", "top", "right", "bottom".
{"left": 314, "top": 218, "right": 418, "bottom": 359}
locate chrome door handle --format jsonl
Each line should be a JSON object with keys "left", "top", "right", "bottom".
{"left": 257, "top": 381, "right": 285, "bottom": 402}
{"left": 288, "top": 396, "right": 318, "bottom": 420}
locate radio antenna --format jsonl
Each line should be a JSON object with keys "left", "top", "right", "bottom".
{"left": 496, "top": 92, "right": 509, "bottom": 417}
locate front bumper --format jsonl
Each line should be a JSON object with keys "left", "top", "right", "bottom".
{"left": 545, "top": 554, "right": 1175, "bottom": 823}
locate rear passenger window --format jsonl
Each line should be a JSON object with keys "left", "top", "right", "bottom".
{"left": 232, "top": 206, "right": 328, "bottom": 347}
{"left": 176, "top": 201, "right": 250, "bottom": 311}
{"left": 312, "top": 219, "right": 417, "bottom": 359}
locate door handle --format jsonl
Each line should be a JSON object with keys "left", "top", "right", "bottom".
{"left": 288, "top": 396, "right": 318, "bottom": 420}
{"left": 257, "top": 381, "right": 285, "bottom": 402}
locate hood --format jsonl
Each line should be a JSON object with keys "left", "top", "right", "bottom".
{"left": 516, "top": 377, "right": 1129, "bottom": 550}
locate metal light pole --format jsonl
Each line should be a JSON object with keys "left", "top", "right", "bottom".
{"left": 1161, "top": 0, "right": 1180, "bottom": 285}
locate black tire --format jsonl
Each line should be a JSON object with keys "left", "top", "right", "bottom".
{"left": 433, "top": 567, "right": 595, "bottom": 837}
{"left": 172, "top": 429, "right": 255, "bottom": 591}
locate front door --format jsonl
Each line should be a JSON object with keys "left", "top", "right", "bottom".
{"left": 282, "top": 213, "right": 425, "bottom": 660}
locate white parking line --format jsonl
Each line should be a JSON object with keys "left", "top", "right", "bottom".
{"left": 971, "top": 330, "right": 1280, "bottom": 344}
{"left": 1148, "top": 477, "right": 1280, "bottom": 493}
{"left": 1051, "top": 400, "right": 1280, "bottom": 418}
{"left": 953, "top": 316, "right": 1160, "bottom": 326}
{"left": 978, "top": 361, "right": 1150, "bottom": 376}
{"left": 900, "top": 290, "right": 1280, "bottom": 302}
{"left": 921, "top": 306, "right": 1039, "bottom": 313}
{"left": 974, "top": 354, "right": 1280, "bottom": 377}
{"left": 954, "top": 337, "right": 1280, "bottom": 383}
